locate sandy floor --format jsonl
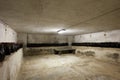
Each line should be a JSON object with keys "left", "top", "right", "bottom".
{"left": 17, "top": 54, "right": 120, "bottom": 80}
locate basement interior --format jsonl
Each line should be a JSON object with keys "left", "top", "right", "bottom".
{"left": 0, "top": 0, "right": 120, "bottom": 80}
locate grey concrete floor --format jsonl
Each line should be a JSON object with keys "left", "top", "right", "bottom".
{"left": 17, "top": 54, "right": 120, "bottom": 80}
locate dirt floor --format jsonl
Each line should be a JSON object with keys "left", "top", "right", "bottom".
{"left": 17, "top": 54, "right": 120, "bottom": 80}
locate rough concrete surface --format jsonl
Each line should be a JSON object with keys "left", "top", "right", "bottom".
{"left": 74, "top": 46, "right": 120, "bottom": 62}
{"left": 0, "top": 0, "right": 120, "bottom": 34}
{"left": 17, "top": 53, "right": 120, "bottom": 80}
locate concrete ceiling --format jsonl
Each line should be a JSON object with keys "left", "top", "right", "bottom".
{"left": 0, "top": 0, "right": 120, "bottom": 35}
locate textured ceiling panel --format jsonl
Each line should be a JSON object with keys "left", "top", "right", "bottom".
{"left": 0, "top": 0, "right": 120, "bottom": 35}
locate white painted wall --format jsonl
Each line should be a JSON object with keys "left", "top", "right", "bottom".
{"left": 0, "top": 22, "right": 6, "bottom": 42}
{"left": 0, "top": 21, "right": 17, "bottom": 43}
{"left": 75, "top": 30, "right": 120, "bottom": 43}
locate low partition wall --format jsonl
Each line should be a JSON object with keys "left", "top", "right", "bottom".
{"left": 0, "top": 49, "right": 23, "bottom": 80}
{"left": 26, "top": 47, "right": 55, "bottom": 56}
{"left": 26, "top": 46, "right": 120, "bottom": 63}
{"left": 26, "top": 43, "right": 120, "bottom": 62}
{"left": 0, "top": 43, "right": 23, "bottom": 62}
{"left": 73, "top": 46, "right": 120, "bottom": 62}
{"left": 25, "top": 46, "right": 72, "bottom": 56}
{"left": 26, "top": 43, "right": 70, "bottom": 56}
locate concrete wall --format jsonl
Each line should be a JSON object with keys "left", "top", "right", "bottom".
{"left": 17, "top": 33, "right": 27, "bottom": 45}
{"left": 18, "top": 33, "right": 74, "bottom": 44}
{"left": 0, "top": 20, "right": 23, "bottom": 80}
{"left": 0, "top": 21, "right": 17, "bottom": 43}
{"left": 0, "top": 49, "right": 23, "bottom": 80}
{"left": 75, "top": 30, "right": 120, "bottom": 43}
